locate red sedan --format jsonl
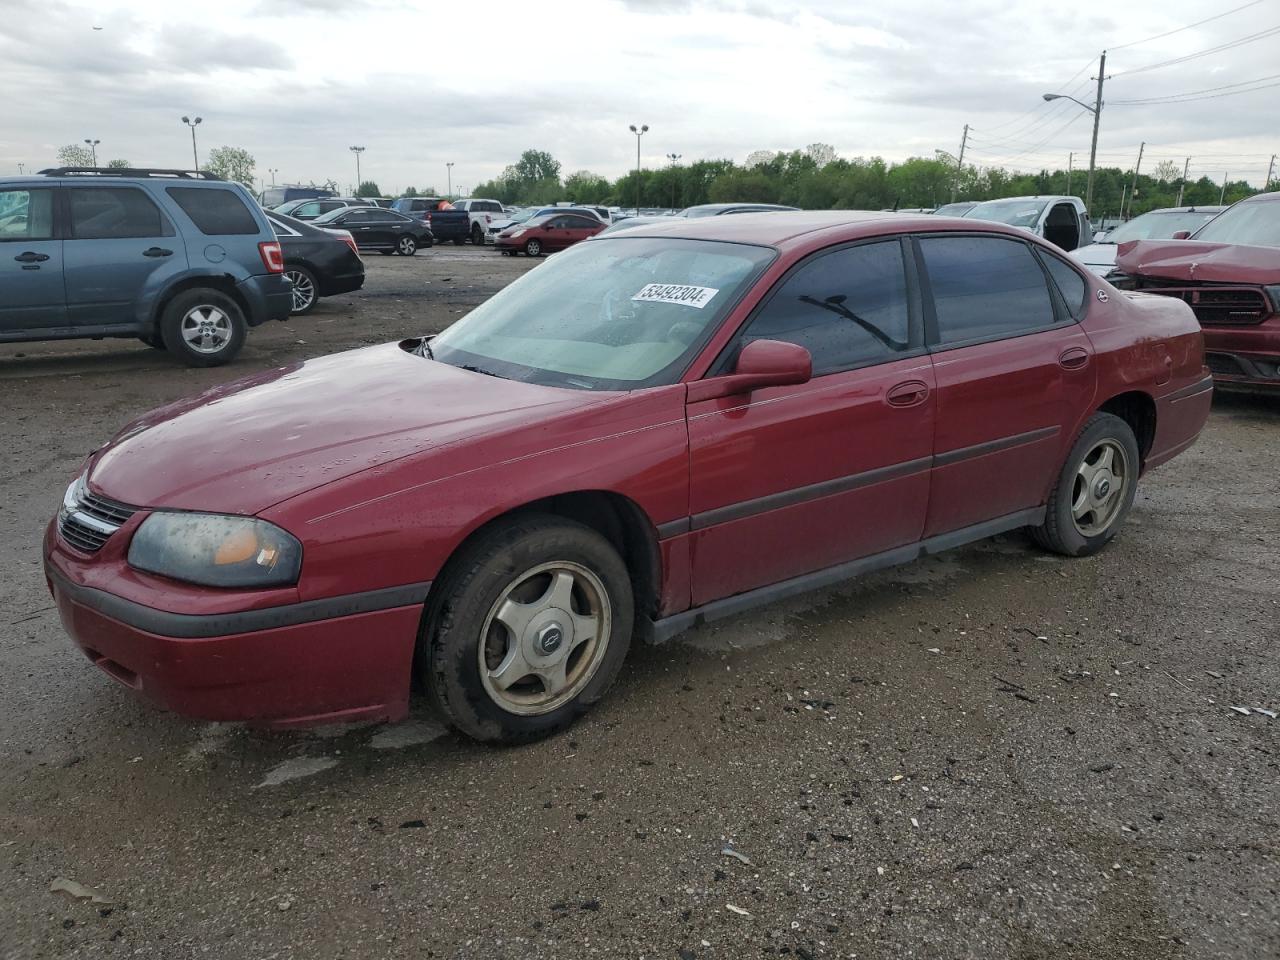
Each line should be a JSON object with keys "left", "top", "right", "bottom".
{"left": 45, "top": 212, "right": 1212, "bottom": 743}
{"left": 494, "top": 211, "right": 604, "bottom": 256}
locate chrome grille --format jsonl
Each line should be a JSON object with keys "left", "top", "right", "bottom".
{"left": 59, "top": 488, "right": 137, "bottom": 555}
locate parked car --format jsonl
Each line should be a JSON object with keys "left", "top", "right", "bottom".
{"left": 311, "top": 206, "right": 434, "bottom": 256}
{"left": 452, "top": 198, "right": 507, "bottom": 245}
{"left": 260, "top": 185, "right": 335, "bottom": 209}
{"left": 1068, "top": 206, "right": 1225, "bottom": 277}
{"left": 44, "top": 211, "right": 1211, "bottom": 742}
{"left": 364, "top": 197, "right": 396, "bottom": 209}
{"left": 487, "top": 205, "right": 606, "bottom": 243}
{"left": 1112, "top": 190, "right": 1279, "bottom": 394}
{"left": 591, "top": 216, "right": 668, "bottom": 237}
{"left": 265, "top": 211, "right": 365, "bottom": 315}
{"left": 963, "top": 195, "right": 1091, "bottom": 251}
{"left": 277, "top": 197, "right": 372, "bottom": 221}
{"left": 0, "top": 167, "right": 290, "bottom": 366}
{"left": 494, "top": 211, "right": 605, "bottom": 255}
{"left": 389, "top": 197, "right": 471, "bottom": 243}
{"left": 677, "top": 203, "right": 799, "bottom": 217}
{"left": 932, "top": 201, "right": 977, "bottom": 217}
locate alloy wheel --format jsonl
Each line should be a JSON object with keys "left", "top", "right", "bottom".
{"left": 284, "top": 270, "right": 315, "bottom": 313}
{"left": 1071, "top": 438, "right": 1130, "bottom": 537}
{"left": 180, "top": 305, "right": 233, "bottom": 354}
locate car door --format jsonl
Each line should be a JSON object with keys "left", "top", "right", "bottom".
{"left": 563, "top": 214, "right": 600, "bottom": 245}
{"left": 538, "top": 216, "right": 568, "bottom": 250}
{"left": 914, "top": 233, "right": 1097, "bottom": 538}
{"left": 686, "top": 238, "right": 935, "bottom": 605}
{"left": 63, "top": 185, "right": 187, "bottom": 328}
{"left": 0, "top": 185, "right": 64, "bottom": 332}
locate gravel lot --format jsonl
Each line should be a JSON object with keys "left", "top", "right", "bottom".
{"left": 1, "top": 246, "right": 1277, "bottom": 960}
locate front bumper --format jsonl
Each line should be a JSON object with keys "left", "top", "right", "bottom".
{"left": 238, "top": 273, "right": 294, "bottom": 325}
{"left": 44, "top": 526, "right": 427, "bottom": 728}
{"left": 1203, "top": 324, "right": 1280, "bottom": 394}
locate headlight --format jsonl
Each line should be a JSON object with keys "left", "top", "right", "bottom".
{"left": 128, "top": 513, "right": 302, "bottom": 588}
{"left": 510, "top": 228, "right": 526, "bottom": 239}
{"left": 1265, "top": 285, "right": 1280, "bottom": 311}
{"left": 59, "top": 473, "right": 88, "bottom": 525}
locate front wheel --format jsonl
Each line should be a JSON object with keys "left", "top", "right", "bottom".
{"left": 160, "top": 288, "right": 246, "bottom": 367}
{"left": 421, "top": 515, "right": 634, "bottom": 743}
{"left": 1032, "top": 412, "right": 1140, "bottom": 557}
{"left": 524, "top": 238, "right": 542, "bottom": 257}
{"left": 397, "top": 236, "right": 417, "bottom": 256}
{"left": 471, "top": 225, "right": 485, "bottom": 245}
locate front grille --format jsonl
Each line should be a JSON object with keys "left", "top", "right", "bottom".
{"left": 1206, "top": 352, "right": 1246, "bottom": 376}
{"left": 1138, "top": 282, "right": 1272, "bottom": 326}
{"left": 59, "top": 491, "right": 137, "bottom": 555}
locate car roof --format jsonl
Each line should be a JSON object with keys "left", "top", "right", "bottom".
{"left": 1140, "top": 205, "right": 1228, "bottom": 214}
{"left": 594, "top": 210, "right": 1033, "bottom": 251}
{"left": 1240, "top": 191, "right": 1280, "bottom": 203}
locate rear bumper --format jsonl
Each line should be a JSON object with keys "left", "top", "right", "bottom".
{"left": 1146, "top": 374, "right": 1214, "bottom": 472}
{"left": 238, "top": 273, "right": 294, "bottom": 326}
{"left": 1203, "top": 324, "right": 1280, "bottom": 393}
{"left": 318, "top": 270, "right": 365, "bottom": 298}
{"left": 44, "top": 553, "right": 426, "bottom": 728}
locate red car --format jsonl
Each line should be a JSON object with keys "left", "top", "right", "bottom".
{"left": 45, "top": 212, "right": 1212, "bottom": 743}
{"left": 494, "top": 211, "right": 604, "bottom": 256}
{"left": 1113, "top": 190, "right": 1280, "bottom": 394}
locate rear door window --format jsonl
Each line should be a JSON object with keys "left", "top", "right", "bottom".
{"left": 69, "top": 187, "right": 170, "bottom": 239}
{"left": 0, "top": 188, "right": 54, "bottom": 240}
{"left": 166, "top": 187, "right": 259, "bottom": 235}
{"left": 919, "top": 236, "right": 1058, "bottom": 346}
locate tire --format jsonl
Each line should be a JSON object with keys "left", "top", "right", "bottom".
{"left": 160, "top": 288, "right": 246, "bottom": 367}
{"left": 139, "top": 332, "right": 165, "bottom": 350}
{"left": 471, "top": 225, "right": 485, "bottom": 245}
{"left": 420, "top": 514, "right": 634, "bottom": 744}
{"left": 524, "top": 238, "right": 542, "bottom": 257}
{"left": 452, "top": 237, "right": 465, "bottom": 246}
{"left": 379, "top": 249, "right": 395, "bottom": 256}
{"left": 283, "top": 265, "right": 318, "bottom": 315}
{"left": 1031, "top": 412, "right": 1140, "bottom": 557}
{"left": 397, "top": 236, "right": 417, "bottom": 257}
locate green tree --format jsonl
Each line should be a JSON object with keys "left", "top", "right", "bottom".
{"left": 564, "top": 170, "right": 610, "bottom": 205}
{"left": 514, "top": 149, "right": 560, "bottom": 184}
{"left": 56, "top": 144, "right": 95, "bottom": 167}
{"left": 356, "top": 180, "right": 382, "bottom": 197}
{"left": 205, "top": 146, "right": 256, "bottom": 188}
{"left": 402, "top": 186, "right": 419, "bottom": 197}
{"left": 106, "top": 158, "right": 130, "bottom": 169}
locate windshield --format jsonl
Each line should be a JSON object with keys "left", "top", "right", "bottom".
{"left": 964, "top": 199, "right": 1049, "bottom": 228}
{"left": 508, "top": 208, "right": 541, "bottom": 224}
{"left": 933, "top": 202, "right": 975, "bottom": 217}
{"left": 1102, "top": 209, "right": 1222, "bottom": 244}
{"left": 1191, "top": 199, "right": 1280, "bottom": 248}
{"left": 430, "top": 237, "right": 775, "bottom": 390}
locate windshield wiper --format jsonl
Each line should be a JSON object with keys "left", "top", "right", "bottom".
{"left": 458, "top": 363, "right": 501, "bottom": 378}
{"left": 416, "top": 337, "right": 435, "bottom": 359}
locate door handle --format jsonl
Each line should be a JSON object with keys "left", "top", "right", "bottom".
{"left": 14, "top": 251, "right": 49, "bottom": 263}
{"left": 1058, "top": 347, "right": 1090, "bottom": 370}
{"left": 886, "top": 380, "right": 930, "bottom": 407}
{"left": 142, "top": 247, "right": 173, "bottom": 258}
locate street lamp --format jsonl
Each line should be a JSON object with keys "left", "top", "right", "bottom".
{"left": 181, "top": 116, "right": 202, "bottom": 171}
{"left": 1044, "top": 50, "right": 1106, "bottom": 211}
{"left": 83, "top": 139, "right": 100, "bottom": 166}
{"left": 629, "top": 124, "right": 648, "bottom": 215}
{"left": 268, "top": 168, "right": 278, "bottom": 186}
{"left": 446, "top": 161, "right": 454, "bottom": 197}
{"left": 350, "top": 146, "right": 365, "bottom": 193}
{"left": 666, "top": 152, "right": 681, "bottom": 210}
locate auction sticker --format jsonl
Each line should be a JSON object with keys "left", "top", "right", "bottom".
{"left": 631, "top": 283, "right": 719, "bottom": 309}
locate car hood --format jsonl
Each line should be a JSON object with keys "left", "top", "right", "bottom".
{"left": 1069, "top": 242, "right": 1117, "bottom": 274}
{"left": 1115, "top": 239, "right": 1280, "bottom": 283}
{"left": 88, "top": 342, "right": 608, "bottom": 516}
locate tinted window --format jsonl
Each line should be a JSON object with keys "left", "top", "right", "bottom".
{"left": 566, "top": 216, "right": 598, "bottom": 229}
{"left": 69, "top": 187, "right": 167, "bottom": 239}
{"left": 739, "top": 241, "right": 911, "bottom": 376}
{"left": 920, "top": 236, "right": 1057, "bottom": 344}
{"left": 167, "top": 187, "right": 259, "bottom": 235}
{"left": 0, "top": 188, "right": 54, "bottom": 241}
{"left": 1040, "top": 251, "right": 1087, "bottom": 319}
{"left": 339, "top": 210, "right": 368, "bottom": 222}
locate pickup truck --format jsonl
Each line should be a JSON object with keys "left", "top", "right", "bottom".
{"left": 1112, "top": 189, "right": 1280, "bottom": 395}
{"left": 451, "top": 198, "right": 506, "bottom": 245}
{"left": 389, "top": 197, "right": 471, "bottom": 244}
{"left": 962, "top": 195, "right": 1092, "bottom": 251}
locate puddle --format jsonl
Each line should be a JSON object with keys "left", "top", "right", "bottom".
{"left": 254, "top": 756, "right": 339, "bottom": 789}
{"left": 369, "top": 720, "right": 449, "bottom": 750}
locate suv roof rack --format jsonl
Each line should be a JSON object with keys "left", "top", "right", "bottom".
{"left": 37, "top": 167, "right": 223, "bottom": 180}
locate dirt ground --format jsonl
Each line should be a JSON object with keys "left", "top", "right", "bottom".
{"left": 1, "top": 246, "right": 1277, "bottom": 960}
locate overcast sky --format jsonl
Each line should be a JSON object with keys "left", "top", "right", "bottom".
{"left": 2, "top": 0, "right": 1276, "bottom": 194}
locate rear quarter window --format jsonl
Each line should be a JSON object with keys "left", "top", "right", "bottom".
{"left": 166, "top": 187, "right": 260, "bottom": 236}
{"left": 1038, "top": 250, "right": 1088, "bottom": 319}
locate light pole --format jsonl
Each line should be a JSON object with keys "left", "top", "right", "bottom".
{"left": 1043, "top": 49, "right": 1107, "bottom": 211}
{"left": 17, "top": 163, "right": 24, "bottom": 175}
{"left": 666, "top": 152, "right": 681, "bottom": 210}
{"left": 181, "top": 116, "right": 202, "bottom": 171}
{"left": 446, "top": 162, "right": 454, "bottom": 197}
{"left": 629, "top": 123, "right": 648, "bottom": 215}
{"left": 269, "top": 168, "right": 278, "bottom": 186}
{"left": 350, "top": 146, "right": 365, "bottom": 194}
{"left": 83, "top": 139, "right": 100, "bottom": 166}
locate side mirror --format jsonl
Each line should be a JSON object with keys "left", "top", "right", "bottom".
{"left": 1171, "top": 230, "right": 1191, "bottom": 240}
{"left": 687, "top": 339, "right": 812, "bottom": 402}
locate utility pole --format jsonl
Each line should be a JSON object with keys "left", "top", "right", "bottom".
{"left": 1086, "top": 50, "right": 1107, "bottom": 212}
{"left": 951, "top": 124, "right": 968, "bottom": 201}
{"left": 1220, "top": 172, "right": 1228, "bottom": 205}
{"left": 1176, "top": 157, "right": 1190, "bottom": 206}
{"left": 1266, "top": 154, "right": 1276, "bottom": 191}
{"left": 1125, "top": 141, "right": 1144, "bottom": 219}
{"left": 1067, "top": 152, "right": 1073, "bottom": 195}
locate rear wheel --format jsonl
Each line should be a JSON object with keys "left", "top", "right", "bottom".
{"left": 524, "top": 238, "right": 542, "bottom": 257}
{"left": 397, "top": 236, "right": 417, "bottom": 256}
{"left": 283, "top": 265, "right": 318, "bottom": 315}
{"left": 420, "top": 515, "right": 633, "bottom": 743}
{"left": 160, "top": 288, "right": 246, "bottom": 367}
{"left": 1032, "top": 412, "right": 1140, "bottom": 557}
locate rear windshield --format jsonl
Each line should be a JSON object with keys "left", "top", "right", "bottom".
{"left": 166, "top": 187, "right": 260, "bottom": 235}
{"left": 964, "top": 199, "right": 1049, "bottom": 228}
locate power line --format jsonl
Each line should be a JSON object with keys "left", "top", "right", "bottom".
{"left": 1108, "top": 0, "right": 1264, "bottom": 50}
{"left": 1114, "top": 75, "right": 1280, "bottom": 104}
{"left": 1112, "top": 24, "right": 1280, "bottom": 77}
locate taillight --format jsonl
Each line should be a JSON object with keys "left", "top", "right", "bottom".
{"left": 338, "top": 231, "right": 360, "bottom": 257}
{"left": 258, "top": 240, "right": 284, "bottom": 273}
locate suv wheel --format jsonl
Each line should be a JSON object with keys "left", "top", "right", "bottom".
{"left": 160, "top": 289, "right": 247, "bottom": 367}
{"left": 283, "top": 265, "right": 318, "bottom": 315}
{"left": 397, "top": 236, "right": 417, "bottom": 256}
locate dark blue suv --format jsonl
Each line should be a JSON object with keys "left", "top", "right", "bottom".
{"left": 0, "top": 168, "right": 292, "bottom": 366}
